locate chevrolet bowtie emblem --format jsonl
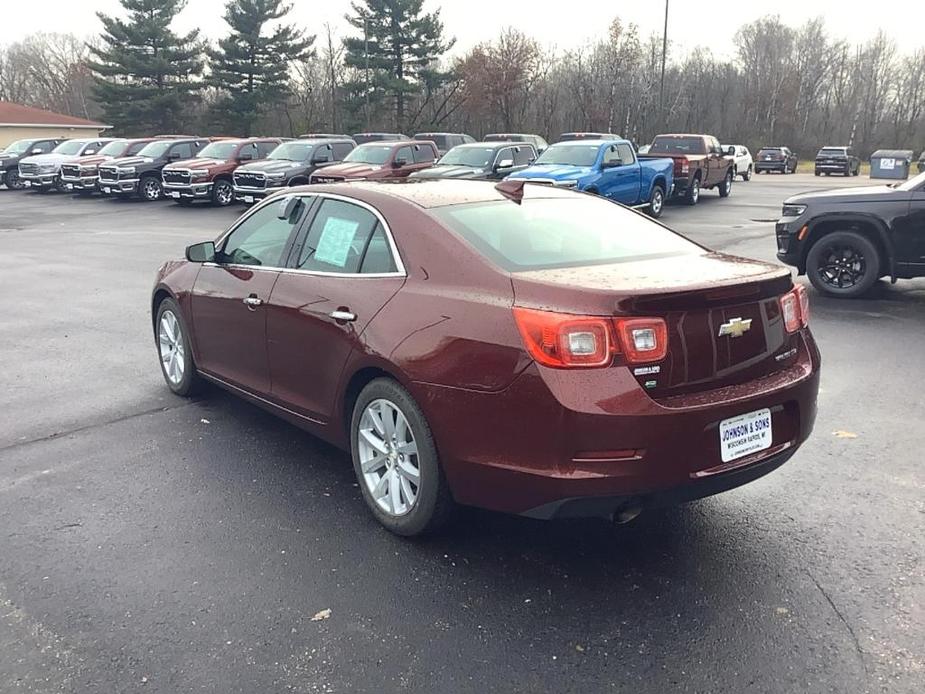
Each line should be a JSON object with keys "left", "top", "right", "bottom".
{"left": 718, "top": 317, "right": 752, "bottom": 338}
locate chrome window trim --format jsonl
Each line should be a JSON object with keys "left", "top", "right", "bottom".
{"left": 212, "top": 191, "right": 406, "bottom": 278}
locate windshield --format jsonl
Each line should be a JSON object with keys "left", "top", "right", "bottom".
{"left": 98, "top": 140, "right": 128, "bottom": 156}
{"left": 535, "top": 144, "right": 600, "bottom": 167}
{"left": 137, "top": 141, "right": 172, "bottom": 158}
{"left": 895, "top": 171, "right": 925, "bottom": 191}
{"left": 344, "top": 144, "right": 392, "bottom": 165}
{"left": 418, "top": 134, "right": 448, "bottom": 149}
{"left": 650, "top": 136, "right": 707, "bottom": 155}
{"left": 758, "top": 148, "right": 782, "bottom": 155}
{"left": 3, "top": 139, "right": 35, "bottom": 154}
{"left": 269, "top": 142, "right": 313, "bottom": 161}
{"left": 198, "top": 142, "right": 239, "bottom": 160}
{"left": 52, "top": 140, "right": 86, "bottom": 156}
{"left": 432, "top": 197, "right": 701, "bottom": 271}
{"left": 438, "top": 146, "right": 495, "bottom": 168}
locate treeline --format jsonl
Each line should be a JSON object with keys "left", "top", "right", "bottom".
{"left": 1, "top": 0, "right": 923, "bottom": 158}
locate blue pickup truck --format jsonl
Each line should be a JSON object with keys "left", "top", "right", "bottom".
{"left": 506, "top": 139, "right": 674, "bottom": 218}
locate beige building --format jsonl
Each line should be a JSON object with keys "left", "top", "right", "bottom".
{"left": 0, "top": 101, "right": 109, "bottom": 148}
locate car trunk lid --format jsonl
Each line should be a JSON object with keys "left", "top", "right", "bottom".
{"left": 511, "top": 252, "right": 798, "bottom": 397}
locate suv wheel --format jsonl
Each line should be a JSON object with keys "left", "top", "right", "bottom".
{"left": 647, "top": 184, "right": 665, "bottom": 218}
{"left": 718, "top": 169, "right": 733, "bottom": 198}
{"left": 684, "top": 176, "right": 700, "bottom": 206}
{"left": 3, "top": 168, "right": 24, "bottom": 190}
{"left": 140, "top": 176, "right": 162, "bottom": 201}
{"left": 350, "top": 378, "right": 455, "bottom": 536}
{"left": 806, "top": 231, "right": 880, "bottom": 298}
{"left": 212, "top": 180, "right": 234, "bottom": 206}
{"left": 742, "top": 165, "right": 752, "bottom": 181}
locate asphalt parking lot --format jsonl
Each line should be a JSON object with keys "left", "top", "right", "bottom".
{"left": 1, "top": 175, "right": 922, "bottom": 693}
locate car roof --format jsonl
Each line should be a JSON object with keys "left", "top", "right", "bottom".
{"left": 296, "top": 137, "right": 355, "bottom": 144}
{"left": 415, "top": 132, "right": 467, "bottom": 136}
{"left": 655, "top": 133, "right": 708, "bottom": 138}
{"left": 549, "top": 139, "right": 620, "bottom": 147}
{"left": 290, "top": 178, "right": 576, "bottom": 210}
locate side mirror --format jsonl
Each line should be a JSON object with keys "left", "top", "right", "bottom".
{"left": 85, "top": 149, "right": 96, "bottom": 155}
{"left": 495, "top": 158, "right": 514, "bottom": 170}
{"left": 185, "top": 241, "right": 215, "bottom": 263}
{"left": 602, "top": 159, "right": 623, "bottom": 169}
{"left": 311, "top": 157, "right": 329, "bottom": 165}
{"left": 278, "top": 195, "right": 302, "bottom": 220}
{"left": 725, "top": 146, "right": 735, "bottom": 156}
{"left": 392, "top": 158, "right": 407, "bottom": 168}
{"left": 31, "top": 148, "right": 43, "bottom": 154}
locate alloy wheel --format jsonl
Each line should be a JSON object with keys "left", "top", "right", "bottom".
{"left": 816, "top": 244, "right": 867, "bottom": 289}
{"left": 215, "top": 181, "right": 233, "bottom": 206}
{"left": 158, "top": 310, "right": 186, "bottom": 385}
{"left": 5, "top": 170, "right": 23, "bottom": 189}
{"left": 143, "top": 178, "right": 161, "bottom": 201}
{"left": 357, "top": 398, "right": 421, "bottom": 517}
{"left": 650, "top": 188, "right": 663, "bottom": 216}
{"left": 690, "top": 179, "right": 700, "bottom": 203}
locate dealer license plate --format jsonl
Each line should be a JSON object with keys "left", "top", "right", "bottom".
{"left": 102, "top": 186, "right": 110, "bottom": 194}
{"left": 66, "top": 183, "right": 73, "bottom": 190}
{"left": 168, "top": 191, "right": 180, "bottom": 198}
{"left": 23, "top": 181, "right": 31, "bottom": 187}
{"left": 719, "top": 408, "right": 772, "bottom": 463}
{"left": 244, "top": 195, "right": 254, "bottom": 203}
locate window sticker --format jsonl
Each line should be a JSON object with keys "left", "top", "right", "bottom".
{"left": 314, "top": 217, "right": 360, "bottom": 267}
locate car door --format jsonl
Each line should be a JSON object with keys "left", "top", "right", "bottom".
{"left": 601, "top": 143, "right": 641, "bottom": 204}
{"left": 708, "top": 137, "right": 726, "bottom": 185}
{"left": 190, "top": 197, "right": 309, "bottom": 393}
{"left": 490, "top": 146, "right": 517, "bottom": 180}
{"left": 894, "top": 184, "right": 925, "bottom": 271}
{"left": 265, "top": 196, "right": 406, "bottom": 422}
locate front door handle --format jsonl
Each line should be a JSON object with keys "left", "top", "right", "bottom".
{"left": 243, "top": 295, "right": 264, "bottom": 309}
{"left": 330, "top": 310, "right": 357, "bottom": 322}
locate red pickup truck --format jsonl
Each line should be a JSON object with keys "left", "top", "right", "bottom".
{"left": 640, "top": 134, "right": 735, "bottom": 205}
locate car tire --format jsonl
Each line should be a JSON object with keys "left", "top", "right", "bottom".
{"left": 684, "top": 175, "right": 700, "bottom": 205}
{"left": 350, "top": 378, "right": 455, "bottom": 537}
{"left": 155, "top": 297, "right": 200, "bottom": 396}
{"left": 647, "top": 184, "right": 665, "bottom": 218}
{"left": 140, "top": 175, "right": 162, "bottom": 201}
{"left": 718, "top": 169, "right": 733, "bottom": 198}
{"left": 806, "top": 231, "right": 880, "bottom": 298}
{"left": 742, "top": 165, "right": 752, "bottom": 181}
{"left": 3, "top": 168, "right": 24, "bottom": 190}
{"left": 212, "top": 179, "right": 234, "bottom": 206}
{"left": 814, "top": 171, "right": 820, "bottom": 176}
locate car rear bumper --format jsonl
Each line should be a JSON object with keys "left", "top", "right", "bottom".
{"left": 164, "top": 182, "right": 213, "bottom": 199}
{"left": 815, "top": 162, "right": 849, "bottom": 172}
{"left": 415, "top": 330, "right": 820, "bottom": 518}
{"left": 755, "top": 162, "right": 787, "bottom": 171}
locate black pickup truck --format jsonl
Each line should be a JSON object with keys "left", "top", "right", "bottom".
{"left": 0, "top": 138, "right": 63, "bottom": 189}
{"left": 98, "top": 138, "right": 208, "bottom": 201}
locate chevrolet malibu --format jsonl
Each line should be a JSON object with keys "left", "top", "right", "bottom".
{"left": 152, "top": 180, "right": 820, "bottom": 536}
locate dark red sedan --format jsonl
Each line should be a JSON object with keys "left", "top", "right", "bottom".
{"left": 152, "top": 180, "right": 820, "bottom": 536}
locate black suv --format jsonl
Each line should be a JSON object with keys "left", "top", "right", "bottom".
{"left": 815, "top": 146, "right": 860, "bottom": 177}
{"left": 0, "top": 138, "right": 63, "bottom": 189}
{"left": 776, "top": 171, "right": 925, "bottom": 297}
{"left": 99, "top": 138, "right": 208, "bottom": 201}
{"left": 755, "top": 146, "right": 798, "bottom": 174}
{"left": 232, "top": 138, "right": 355, "bottom": 203}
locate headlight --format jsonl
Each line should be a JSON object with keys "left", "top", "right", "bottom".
{"left": 119, "top": 166, "right": 136, "bottom": 174}
{"left": 781, "top": 204, "right": 807, "bottom": 217}
{"left": 553, "top": 180, "right": 578, "bottom": 188}
{"left": 267, "top": 172, "right": 286, "bottom": 179}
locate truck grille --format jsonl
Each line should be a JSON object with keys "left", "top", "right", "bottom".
{"left": 310, "top": 174, "right": 344, "bottom": 184}
{"left": 99, "top": 167, "right": 119, "bottom": 182}
{"left": 19, "top": 163, "right": 38, "bottom": 175}
{"left": 60, "top": 164, "right": 82, "bottom": 178}
{"left": 163, "top": 170, "right": 191, "bottom": 185}
{"left": 234, "top": 172, "right": 266, "bottom": 189}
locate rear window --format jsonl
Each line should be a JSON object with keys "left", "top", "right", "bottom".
{"left": 650, "top": 136, "right": 707, "bottom": 155}
{"left": 418, "top": 134, "right": 448, "bottom": 149}
{"left": 818, "top": 148, "right": 846, "bottom": 156}
{"left": 431, "top": 197, "right": 702, "bottom": 272}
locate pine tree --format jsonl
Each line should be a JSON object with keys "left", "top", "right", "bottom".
{"left": 88, "top": 0, "right": 204, "bottom": 134}
{"left": 208, "top": 0, "right": 315, "bottom": 136}
{"left": 343, "top": 0, "right": 454, "bottom": 132}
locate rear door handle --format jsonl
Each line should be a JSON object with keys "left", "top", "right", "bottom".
{"left": 330, "top": 310, "right": 357, "bottom": 322}
{"left": 243, "top": 296, "right": 264, "bottom": 308}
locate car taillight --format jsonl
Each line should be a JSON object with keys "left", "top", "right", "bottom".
{"left": 513, "top": 308, "right": 612, "bottom": 367}
{"left": 512, "top": 308, "right": 669, "bottom": 368}
{"left": 679, "top": 158, "right": 689, "bottom": 175}
{"left": 780, "top": 286, "right": 809, "bottom": 333}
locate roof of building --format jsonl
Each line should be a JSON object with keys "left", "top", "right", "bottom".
{"left": 0, "top": 101, "right": 108, "bottom": 129}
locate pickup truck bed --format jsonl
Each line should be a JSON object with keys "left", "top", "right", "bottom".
{"left": 639, "top": 134, "right": 735, "bottom": 206}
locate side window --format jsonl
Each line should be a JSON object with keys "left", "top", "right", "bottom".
{"left": 394, "top": 145, "right": 413, "bottom": 165}
{"left": 239, "top": 143, "right": 259, "bottom": 160}
{"left": 333, "top": 142, "right": 353, "bottom": 160}
{"left": 495, "top": 147, "right": 515, "bottom": 166}
{"left": 413, "top": 144, "right": 435, "bottom": 164}
{"left": 602, "top": 145, "right": 622, "bottom": 166}
{"left": 616, "top": 143, "right": 635, "bottom": 165}
{"left": 312, "top": 144, "right": 334, "bottom": 163}
{"left": 35, "top": 141, "right": 54, "bottom": 153}
{"left": 127, "top": 141, "right": 148, "bottom": 155}
{"left": 360, "top": 227, "right": 398, "bottom": 274}
{"left": 513, "top": 146, "right": 534, "bottom": 166}
{"left": 171, "top": 143, "right": 193, "bottom": 160}
{"left": 256, "top": 141, "right": 276, "bottom": 158}
{"left": 297, "top": 199, "right": 380, "bottom": 274}
{"left": 220, "top": 198, "right": 305, "bottom": 267}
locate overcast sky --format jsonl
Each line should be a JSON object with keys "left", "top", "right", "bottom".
{"left": 1, "top": 0, "right": 919, "bottom": 57}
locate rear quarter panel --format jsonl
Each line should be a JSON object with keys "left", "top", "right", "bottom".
{"left": 638, "top": 157, "right": 674, "bottom": 200}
